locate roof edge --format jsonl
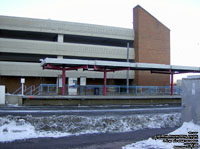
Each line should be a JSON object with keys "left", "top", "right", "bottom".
{"left": 134, "top": 5, "right": 170, "bottom": 31}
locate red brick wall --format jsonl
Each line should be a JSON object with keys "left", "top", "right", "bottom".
{"left": 133, "top": 5, "right": 170, "bottom": 86}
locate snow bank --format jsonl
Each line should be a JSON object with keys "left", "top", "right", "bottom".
{"left": 0, "top": 113, "right": 181, "bottom": 142}
{"left": 0, "top": 116, "right": 70, "bottom": 142}
{"left": 123, "top": 122, "right": 200, "bottom": 149}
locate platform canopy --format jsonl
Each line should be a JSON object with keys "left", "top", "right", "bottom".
{"left": 41, "top": 58, "right": 200, "bottom": 73}
{"left": 41, "top": 58, "right": 200, "bottom": 96}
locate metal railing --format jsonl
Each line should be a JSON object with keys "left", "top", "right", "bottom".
{"left": 34, "top": 84, "right": 182, "bottom": 96}
{"left": 12, "top": 85, "right": 41, "bottom": 96}
{"left": 12, "top": 85, "right": 27, "bottom": 95}
{"left": 24, "top": 85, "right": 35, "bottom": 95}
{"left": 39, "top": 84, "right": 57, "bottom": 95}
{"left": 12, "top": 84, "right": 181, "bottom": 96}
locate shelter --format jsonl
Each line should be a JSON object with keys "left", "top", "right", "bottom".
{"left": 41, "top": 58, "right": 200, "bottom": 96}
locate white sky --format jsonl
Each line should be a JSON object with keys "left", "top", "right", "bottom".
{"left": 0, "top": 0, "right": 200, "bottom": 81}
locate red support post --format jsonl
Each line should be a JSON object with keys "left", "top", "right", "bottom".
{"left": 62, "top": 68, "right": 66, "bottom": 96}
{"left": 104, "top": 71, "right": 107, "bottom": 96}
{"left": 171, "top": 72, "right": 174, "bottom": 96}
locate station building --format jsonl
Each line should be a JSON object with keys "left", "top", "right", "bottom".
{"left": 0, "top": 5, "right": 170, "bottom": 93}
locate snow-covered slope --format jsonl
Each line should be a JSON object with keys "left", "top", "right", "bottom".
{"left": 0, "top": 113, "right": 181, "bottom": 142}
{"left": 123, "top": 122, "right": 200, "bottom": 149}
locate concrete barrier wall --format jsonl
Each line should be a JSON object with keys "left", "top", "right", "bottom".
{"left": 23, "top": 96, "right": 181, "bottom": 106}
{"left": 5, "top": 95, "right": 22, "bottom": 106}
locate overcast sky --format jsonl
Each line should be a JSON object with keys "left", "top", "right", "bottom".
{"left": 0, "top": 0, "right": 200, "bottom": 81}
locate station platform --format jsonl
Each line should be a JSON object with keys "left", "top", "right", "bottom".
{"left": 21, "top": 95, "right": 181, "bottom": 106}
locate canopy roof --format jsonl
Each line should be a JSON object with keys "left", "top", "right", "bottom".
{"left": 41, "top": 58, "right": 200, "bottom": 73}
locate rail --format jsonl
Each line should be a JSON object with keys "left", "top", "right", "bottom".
{"left": 12, "top": 85, "right": 27, "bottom": 95}
{"left": 11, "top": 84, "right": 181, "bottom": 96}
{"left": 35, "top": 84, "right": 182, "bottom": 96}
{"left": 12, "top": 85, "right": 41, "bottom": 96}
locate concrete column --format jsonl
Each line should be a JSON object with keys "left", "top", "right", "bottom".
{"left": 57, "top": 34, "right": 64, "bottom": 43}
{"left": 57, "top": 55, "right": 63, "bottom": 59}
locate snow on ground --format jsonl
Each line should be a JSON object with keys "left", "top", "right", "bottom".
{"left": 123, "top": 121, "right": 200, "bottom": 149}
{"left": 0, "top": 116, "right": 71, "bottom": 142}
{"left": 0, "top": 113, "right": 181, "bottom": 142}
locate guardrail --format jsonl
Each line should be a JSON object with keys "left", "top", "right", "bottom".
{"left": 12, "top": 85, "right": 27, "bottom": 95}
{"left": 12, "top": 85, "right": 41, "bottom": 96}
{"left": 12, "top": 84, "right": 181, "bottom": 96}
{"left": 36, "top": 84, "right": 182, "bottom": 96}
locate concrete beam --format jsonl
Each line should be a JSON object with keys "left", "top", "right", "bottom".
{"left": 0, "top": 38, "right": 135, "bottom": 60}
{"left": 0, "top": 61, "right": 134, "bottom": 79}
{"left": 0, "top": 15, "right": 134, "bottom": 40}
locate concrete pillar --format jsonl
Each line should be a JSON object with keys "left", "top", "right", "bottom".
{"left": 57, "top": 34, "right": 64, "bottom": 43}
{"left": 57, "top": 55, "right": 63, "bottom": 59}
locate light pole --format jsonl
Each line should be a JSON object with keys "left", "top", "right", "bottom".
{"left": 126, "top": 42, "right": 130, "bottom": 94}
